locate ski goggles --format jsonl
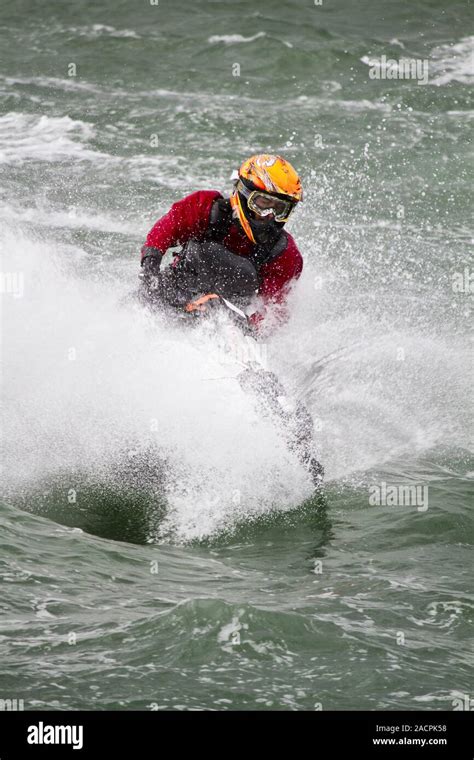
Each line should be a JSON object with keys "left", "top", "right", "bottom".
{"left": 237, "top": 181, "right": 296, "bottom": 222}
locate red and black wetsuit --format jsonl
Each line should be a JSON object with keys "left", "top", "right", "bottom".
{"left": 141, "top": 190, "right": 303, "bottom": 326}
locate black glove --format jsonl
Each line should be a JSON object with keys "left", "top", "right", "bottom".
{"left": 140, "top": 246, "right": 164, "bottom": 301}
{"left": 141, "top": 246, "right": 163, "bottom": 277}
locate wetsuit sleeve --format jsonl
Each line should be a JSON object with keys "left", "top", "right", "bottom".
{"left": 249, "top": 235, "right": 303, "bottom": 329}
{"left": 141, "top": 190, "right": 222, "bottom": 261}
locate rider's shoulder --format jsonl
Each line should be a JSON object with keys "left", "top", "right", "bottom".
{"left": 180, "top": 189, "right": 223, "bottom": 206}
{"left": 276, "top": 232, "right": 303, "bottom": 277}
{"left": 283, "top": 232, "right": 302, "bottom": 260}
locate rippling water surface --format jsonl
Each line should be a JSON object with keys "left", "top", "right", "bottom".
{"left": 0, "top": 0, "right": 472, "bottom": 710}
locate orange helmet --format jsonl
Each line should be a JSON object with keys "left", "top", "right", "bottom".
{"left": 230, "top": 154, "right": 303, "bottom": 244}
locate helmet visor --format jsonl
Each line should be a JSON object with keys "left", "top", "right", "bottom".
{"left": 247, "top": 190, "right": 295, "bottom": 222}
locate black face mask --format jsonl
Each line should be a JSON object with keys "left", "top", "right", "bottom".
{"left": 239, "top": 192, "right": 284, "bottom": 248}
{"left": 248, "top": 216, "right": 283, "bottom": 248}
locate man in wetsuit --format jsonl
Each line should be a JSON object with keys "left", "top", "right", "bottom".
{"left": 139, "top": 153, "right": 304, "bottom": 329}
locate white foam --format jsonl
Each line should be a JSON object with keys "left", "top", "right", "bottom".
{"left": 0, "top": 113, "right": 106, "bottom": 164}
{"left": 430, "top": 36, "right": 474, "bottom": 86}
{"left": 207, "top": 31, "right": 292, "bottom": 49}
{"left": 271, "top": 263, "right": 473, "bottom": 480}
{"left": 0, "top": 74, "right": 105, "bottom": 94}
{"left": 208, "top": 32, "right": 266, "bottom": 45}
{"left": 66, "top": 24, "right": 141, "bottom": 39}
{"left": 0, "top": 226, "right": 312, "bottom": 542}
{"left": 0, "top": 203, "right": 137, "bottom": 235}
{"left": 294, "top": 93, "right": 392, "bottom": 113}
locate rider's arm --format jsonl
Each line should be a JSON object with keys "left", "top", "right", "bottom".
{"left": 140, "top": 190, "right": 222, "bottom": 261}
{"left": 248, "top": 235, "right": 303, "bottom": 331}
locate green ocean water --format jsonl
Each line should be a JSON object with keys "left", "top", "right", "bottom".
{"left": 0, "top": 0, "right": 473, "bottom": 711}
